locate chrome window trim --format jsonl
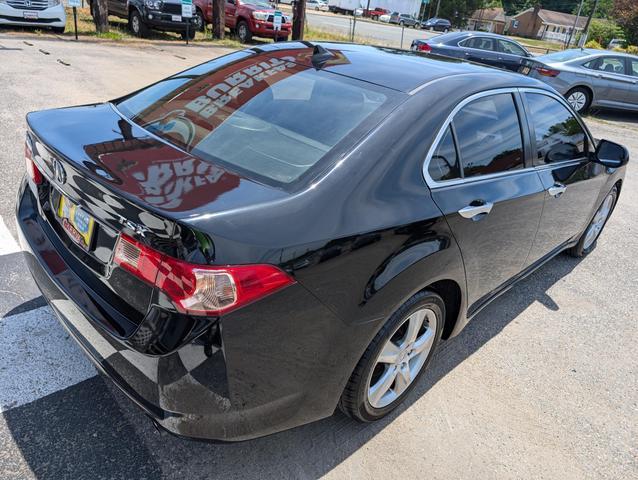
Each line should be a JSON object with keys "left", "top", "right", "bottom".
{"left": 422, "top": 87, "right": 594, "bottom": 189}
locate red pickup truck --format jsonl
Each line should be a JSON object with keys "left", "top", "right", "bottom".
{"left": 195, "top": 0, "right": 291, "bottom": 42}
{"left": 363, "top": 7, "right": 388, "bottom": 20}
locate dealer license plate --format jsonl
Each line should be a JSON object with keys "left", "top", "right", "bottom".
{"left": 23, "top": 11, "right": 39, "bottom": 19}
{"left": 171, "top": 15, "right": 182, "bottom": 22}
{"left": 57, "top": 195, "right": 95, "bottom": 251}
{"left": 520, "top": 66, "right": 531, "bottom": 75}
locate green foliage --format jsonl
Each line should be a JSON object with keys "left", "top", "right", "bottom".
{"left": 437, "top": 0, "right": 483, "bottom": 27}
{"left": 502, "top": 0, "right": 532, "bottom": 16}
{"left": 584, "top": 39, "right": 603, "bottom": 49}
{"left": 613, "top": 0, "right": 638, "bottom": 45}
{"left": 587, "top": 19, "right": 623, "bottom": 47}
{"left": 574, "top": 0, "right": 614, "bottom": 19}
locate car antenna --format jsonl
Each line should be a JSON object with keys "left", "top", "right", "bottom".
{"left": 310, "top": 44, "right": 334, "bottom": 69}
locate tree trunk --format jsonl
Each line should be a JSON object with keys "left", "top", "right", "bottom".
{"left": 292, "top": 0, "right": 306, "bottom": 40}
{"left": 212, "top": 0, "right": 225, "bottom": 39}
{"left": 92, "top": 0, "right": 109, "bottom": 33}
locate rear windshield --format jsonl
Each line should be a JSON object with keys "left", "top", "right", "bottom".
{"left": 538, "top": 50, "right": 591, "bottom": 63}
{"left": 115, "top": 51, "right": 395, "bottom": 187}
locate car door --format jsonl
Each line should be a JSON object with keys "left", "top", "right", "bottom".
{"left": 587, "top": 56, "right": 635, "bottom": 108}
{"left": 496, "top": 39, "right": 529, "bottom": 72}
{"left": 225, "top": 0, "right": 237, "bottom": 28}
{"left": 460, "top": 37, "right": 499, "bottom": 68}
{"left": 623, "top": 57, "right": 638, "bottom": 107}
{"left": 425, "top": 91, "right": 545, "bottom": 310}
{"left": 108, "top": 0, "right": 127, "bottom": 17}
{"left": 521, "top": 90, "right": 608, "bottom": 266}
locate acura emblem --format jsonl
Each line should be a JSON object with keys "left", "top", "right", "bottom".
{"left": 53, "top": 158, "right": 66, "bottom": 184}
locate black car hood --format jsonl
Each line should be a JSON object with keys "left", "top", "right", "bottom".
{"left": 26, "top": 103, "right": 288, "bottom": 222}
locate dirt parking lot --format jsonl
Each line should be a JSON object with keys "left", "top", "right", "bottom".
{"left": 0, "top": 33, "right": 637, "bottom": 480}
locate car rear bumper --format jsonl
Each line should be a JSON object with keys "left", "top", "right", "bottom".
{"left": 17, "top": 177, "right": 356, "bottom": 441}
{"left": 0, "top": 3, "right": 65, "bottom": 27}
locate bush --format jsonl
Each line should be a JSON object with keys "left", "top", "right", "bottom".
{"left": 587, "top": 19, "right": 623, "bottom": 47}
{"left": 584, "top": 40, "right": 603, "bottom": 49}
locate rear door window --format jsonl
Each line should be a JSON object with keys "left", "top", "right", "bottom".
{"left": 593, "top": 57, "right": 626, "bottom": 75}
{"left": 452, "top": 93, "right": 524, "bottom": 178}
{"left": 464, "top": 37, "right": 495, "bottom": 51}
{"left": 524, "top": 93, "right": 588, "bottom": 164}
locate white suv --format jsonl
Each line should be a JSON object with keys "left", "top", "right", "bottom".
{"left": 0, "top": 0, "right": 66, "bottom": 33}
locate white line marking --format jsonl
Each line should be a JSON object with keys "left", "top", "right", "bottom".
{"left": 0, "top": 217, "right": 20, "bottom": 256}
{"left": 0, "top": 306, "right": 96, "bottom": 412}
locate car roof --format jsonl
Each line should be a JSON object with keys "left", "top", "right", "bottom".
{"left": 254, "top": 42, "right": 543, "bottom": 93}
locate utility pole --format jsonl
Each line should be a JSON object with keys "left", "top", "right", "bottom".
{"left": 292, "top": 0, "right": 306, "bottom": 40}
{"left": 579, "top": 0, "right": 599, "bottom": 47}
{"left": 566, "top": 0, "right": 584, "bottom": 48}
{"left": 435, "top": 0, "right": 440, "bottom": 17}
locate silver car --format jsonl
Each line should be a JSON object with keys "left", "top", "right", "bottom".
{"left": 519, "top": 49, "right": 638, "bottom": 113}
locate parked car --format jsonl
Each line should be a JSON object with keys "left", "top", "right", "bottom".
{"left": 19, "top": 43, "right": 627, "bottom": 441}
{"left": 421, "top": 17, "right": 451, "bottom": 32}
{"left": 389, "top": 12, "right": 419, "bottom": 27}
{"left": 0, "top": 0, "right": 65, "bottom": 33}
{"left": 306, "top": 0, "right": 329, "bottom": 10}
{"left": 411, "top": 32, "right": 532, "bottom": 72}
{"left": 607, "top": 38, "right": 626, "bottom": 50}
{"left": 198, "top": 0, "right": 291, "bottom": 42}
{"left": 378, "top": 13, "right": 390, "bottom": 22}
{"left": 91, "top": 0, "right": 197, "bottom": 39}
{"left": 363, "top": 7, "right": 388, "bottom": 20}
{"left": 519, "top": 49, "right": 638, "bottom": 113}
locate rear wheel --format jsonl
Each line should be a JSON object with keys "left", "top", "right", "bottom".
{"left": 565, "top": 87, "right": 591, "bottom": 114}
{"left": 339, "top": 291, "right": 444, "bottom": 421}
{"left": 236, "top": 20, "right": 252, "bottom": 43}
{"left": 568, "top": 185, "right": 618, "bottom": 258}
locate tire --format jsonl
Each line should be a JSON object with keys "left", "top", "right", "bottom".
{"left": 444, "top": 27, "right": 449, "bottom": 33}
{"left": 129, "top": 10, "right": 148, "bottom": 37}
{"left": 193, "top": 8, "right": 205, "bottom": 32}
{"left": 181, "top": 27, "right": 196, "bottom": 40}
{"left": 565, "top": 86, "right": 592, "bottom": 114}
{"left": 51, "top": 26, "right": 65, "bottom": 34}
{"left": 236, "top": 20, "right": 252, "bottom": 43}
{"left": 339, "top": 290, "right": 445, "bottom": 422}
{"left": 568, "top": 185, "right": 618, "bottom": 258}
{"left": 399, "top": 21, "right": 404, "bottom": 26}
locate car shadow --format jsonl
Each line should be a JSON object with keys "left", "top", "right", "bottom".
{"left": 588, "top": 108, "right": 638, "bottom": 126}
{"left": 2, "top": 253, "right": 582, "bottom": 479}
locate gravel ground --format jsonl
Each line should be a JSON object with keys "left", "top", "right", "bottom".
{"left": 0, "top": 33, "right": 636, "bottom": 480}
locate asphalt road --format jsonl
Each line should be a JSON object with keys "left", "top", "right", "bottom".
{"left": 0, "top": 34, "right": 637, "bottom": 480}
{"left": 304, "top": 10, "right": 439, "bottom": 48}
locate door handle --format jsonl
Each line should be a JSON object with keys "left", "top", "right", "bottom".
{"left": 458, "top": 201, "right": 493, "bottom": 219}
{"left": 548, "top": 183, "right": 567, "bottom": 197}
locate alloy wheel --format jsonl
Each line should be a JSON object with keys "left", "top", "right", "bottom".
{"left": 131, "top": 15, "right": 140, "bottom": 34}
{"left": 583, "top": 193, "right": 614, "bottom": 250}
{"left": 367, "top": 308, "right": 437, "bottom": 409}
{"left": 567, "top": 91, "right": 587, "bottom": 112}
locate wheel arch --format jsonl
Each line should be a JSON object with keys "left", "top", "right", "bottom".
{"left": 567, "top": 84, "right": 594, "bottom": 104}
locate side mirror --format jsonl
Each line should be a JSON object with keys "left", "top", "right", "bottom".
{"left": 593, "top": 139, "right": 629, "bottom": 168}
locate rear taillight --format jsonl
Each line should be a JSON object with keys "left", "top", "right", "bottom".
{"left": 25, "top": 139, "right": 42, "bottom": 185}
{"left": 416, "top": 43, "right": 431, "bottom": 52}
{"left": 536, "top": 67, "right": 560, "bottom": 77}
{"left": 113, "top": 234, "right": 295, "bottom": 316}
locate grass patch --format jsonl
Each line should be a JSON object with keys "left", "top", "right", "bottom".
{"left": 303, "top": 26, "right": 387, "bottom": 46}
{"left": 508, "top": 35, "right": 562, "bottom": 54}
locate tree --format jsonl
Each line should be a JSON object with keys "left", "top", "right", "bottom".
{"left": 438, "top": 0, "right": 483, "bottom": 27}
{"left": 212, "top": 0, "right": 225, "bottom": 39}
{"left": 574, "top": 0, "right": 613, "bottom": 18}
{"left": 614, "top": 0, "right": 638, "bottom": 45}
{"left": 92, "top": 0, "right": 109, "bottom": 33}
{"left": 502, "top": 0, "right": 533, "bottom": 16}
{"left": 587, "top": 18, "right": 623, "bottom": 46}
{"left": 292, "top": 0, "right": 306, "bottom": 40}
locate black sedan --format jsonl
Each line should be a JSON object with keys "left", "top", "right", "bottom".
{"left": 412, "top": 31, "right": 533, "bottom": 71}
{"left": 421, "top": 17, "right": 451, "bottom": 31}
{"left": 18, "top": 42, "right": 627, "bottom": 441}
